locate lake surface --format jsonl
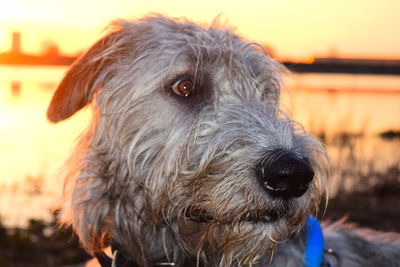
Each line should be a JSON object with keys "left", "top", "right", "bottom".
{"left": 0, "top": 66, "right": 399, "bottom": 227}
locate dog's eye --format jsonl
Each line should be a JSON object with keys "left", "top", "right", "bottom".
{"left": 171, "top": 78, "right": 194, "bottom": 97}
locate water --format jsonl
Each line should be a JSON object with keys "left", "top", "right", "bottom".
{"left": 284, "top": 73, "right": 400, "bottom": 134}
{"left": 0, "top": 66, "right": 399, "bottom": 227}
{"left": 0, "top": 66, "right": 89, "bottom": 226}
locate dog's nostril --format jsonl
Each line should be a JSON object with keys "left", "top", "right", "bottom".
{"left": 256, "top": 151, "right": 314, "bottom": 199}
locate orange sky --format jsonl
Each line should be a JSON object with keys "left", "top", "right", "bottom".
{"left": 1, "top": 0, "right": 400, "bottom": 61}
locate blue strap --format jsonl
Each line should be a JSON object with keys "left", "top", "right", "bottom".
{"left": 305, "top": 216, "right": 325, "bottom": 267}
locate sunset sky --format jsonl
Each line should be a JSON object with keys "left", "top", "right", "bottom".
{"left": 0, "top": 0, "right": 399, "bottom": 61}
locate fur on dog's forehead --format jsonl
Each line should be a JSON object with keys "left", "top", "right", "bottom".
{"left": 121, "top": 16, "right": 277, "bottom": 81}
{"left": 129, "top": 16, "right": 243, "bottom": 56}
{"left": 121, "top": 17, "right": 281, "bottom": 106}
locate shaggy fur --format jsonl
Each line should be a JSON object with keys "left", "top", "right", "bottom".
{"left": 47, "top": 15, "right": 400, "bottom": 266}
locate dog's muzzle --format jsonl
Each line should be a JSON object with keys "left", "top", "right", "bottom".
{"left": 256, "top": 149, "right": 314, "bottom": 199}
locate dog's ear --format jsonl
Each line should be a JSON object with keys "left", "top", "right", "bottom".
{"left": 47, "top": 30, "right": 123, "bottom": 123}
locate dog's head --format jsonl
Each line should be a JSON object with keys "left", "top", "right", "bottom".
{"left": 48, "top": 15, "right": 328, "bottom": 266}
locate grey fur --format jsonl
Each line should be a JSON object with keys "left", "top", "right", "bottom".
{"left": 47, "top": 15, "right": 400, "bottom": 266}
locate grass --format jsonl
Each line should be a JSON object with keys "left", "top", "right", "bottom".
{"left": 315, "top": 129, "right": 400, "bottom": 232}
{"left": 322, "top": 160, "right": 400, "bottom": 232}
{"left": 0, "top": 211, "right": 90, "bottom": 267}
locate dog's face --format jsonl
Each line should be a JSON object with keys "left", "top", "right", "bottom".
{"left": 48, "top": 16, "right": 328, "bottom": 266}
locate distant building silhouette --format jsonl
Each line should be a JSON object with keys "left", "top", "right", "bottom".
{"left": 11, "top": 32, "right": 21, "bottom": 54}
{"left": 0, "top": 32, "right": 78, "bottom": 66}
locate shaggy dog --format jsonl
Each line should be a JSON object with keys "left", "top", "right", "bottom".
{"left": 47, "top": 15, "right": 400, "bottom": 266}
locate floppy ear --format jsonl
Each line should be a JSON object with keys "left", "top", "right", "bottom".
{"left": 47, "top": 30, "right": 124, "bottom": 123}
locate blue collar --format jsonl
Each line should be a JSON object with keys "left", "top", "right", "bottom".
{"left": 304, "top": 216, "right": 325, "bottom": 267}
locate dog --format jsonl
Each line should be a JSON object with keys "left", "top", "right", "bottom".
{"left": 47, "top": 15, "right": 400, "bottom": 266}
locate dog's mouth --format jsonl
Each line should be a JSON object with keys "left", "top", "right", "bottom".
{"left": 184, "top": 208, "right": 281, "bottom": 224}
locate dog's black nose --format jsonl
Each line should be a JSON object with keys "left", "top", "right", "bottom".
{"left": 256, "top": 150, "right": 314, "bottom": 199}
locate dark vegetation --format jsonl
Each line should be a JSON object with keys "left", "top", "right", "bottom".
{"left": 322, "top": 162, "right": 400, "bottom": 232}
{"left": 318, "top": 130, "right": 400, "bottom": 232}
{"left": 0, "top": 211, "right": 90, "bottom": 267}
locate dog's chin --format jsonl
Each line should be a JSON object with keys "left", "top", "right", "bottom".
{"left": 184, "top": 208, "right": 283, "bottom": 225}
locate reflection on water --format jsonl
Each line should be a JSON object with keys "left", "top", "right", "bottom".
{"left": 283, "top": 73, "right": 400, "bottom": 134}
{"left": 11, "top": 81, "right": 21, "bottom": 97}
{"left": 0, "top": 66, "right": 89, "bottom": 226}
{"left": 0, "top": 66, "right": 399, "bottom": 227}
